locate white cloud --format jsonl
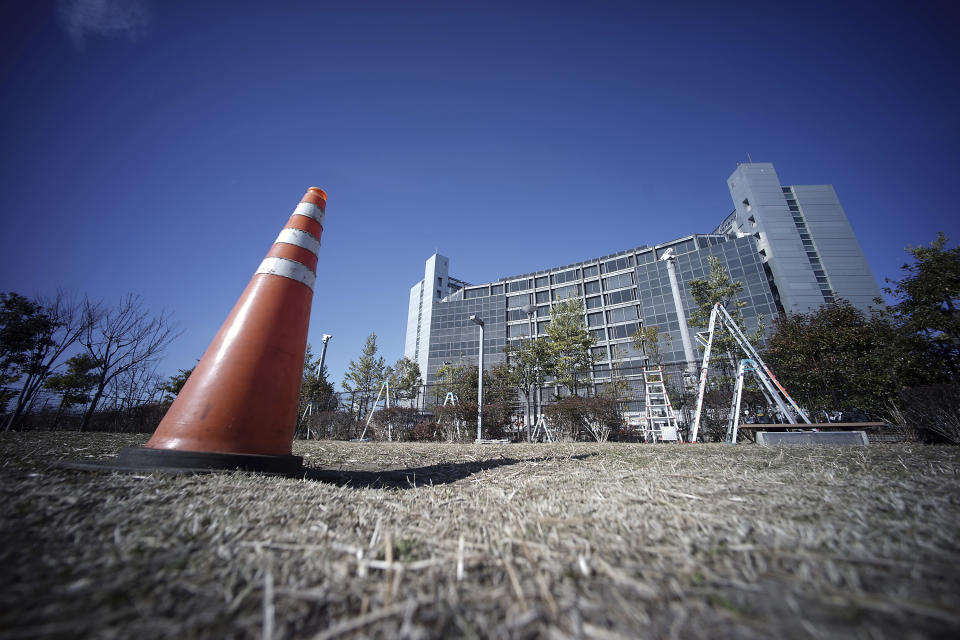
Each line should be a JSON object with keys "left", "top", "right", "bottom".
{"left": 56, "top": 0, "right": 152, "bottom": 48}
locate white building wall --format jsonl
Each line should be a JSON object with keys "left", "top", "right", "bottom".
{"left": 404, "top": 254, "right": 450, "bottom": 378}
{"left": 404, "top": 281, "right": 423, "bottom": 361}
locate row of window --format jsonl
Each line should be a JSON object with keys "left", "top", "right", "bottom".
{"left": 603, "top": 272, "right": 634, "bottom": 290}
{"left": 507, "top": 289, "right": 641, "bottom": 335}
{"left": 503, "top": 263, "right": 600, "bottom": 293}
{"left": 603, "top": 255, "right": 634, "bottom": 273}
{"left": 506, "top": 284, "right": 585, "bottom": 308}
{"left": 464, "top": 284, "right": 506, "bottom": 299}
{"left": 508, "top": 301, "right": 642, "bottom": 332}
{"left": 497, "top": 248, "right": 674, "bottom": 297}
{"left": 494, "top": 244, "right": 741, "bottom": 311}
{"left": 605, "top": 288, "right": 637, "bottom": 305}
{"left": 580, "top": 321, "right": 644, "bottom": 342}
{"left": 607, "top": 305, "right": 639, "bottom": 324}
{"left": 552, "top": 269, "right": 579, "bottom": 285}
{"left": 504, "top": 274, "right": 639, "bottom": 310}
{"left": 586, "top": 305, "right": 640, "bottom": 327}
{"left": 586, "top": 289, "right": 637, "bottom": 310}
{"left": 608, "top": 322, "right": 641, "bottom": 340}
{"left": 788, "top": 202, "right": 835, "bottom": 303}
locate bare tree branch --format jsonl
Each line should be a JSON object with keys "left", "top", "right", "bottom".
{"left": 79, "top": 294, "right": 181, "bottom": 431}
{"left": 3, "top": 291, "right": 96, "bottom": 431}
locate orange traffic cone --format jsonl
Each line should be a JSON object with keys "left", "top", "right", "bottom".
{"left": 68, "top": 187, "right": 327, "bottom": 476}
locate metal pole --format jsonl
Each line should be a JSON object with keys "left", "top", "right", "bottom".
{"left": 470, "top": 315, "right": 484, "bottom": 442}
{"left": 318, "top": 334, "right": 332, "bottom": 377}
{"left": 358, "top": 381, "right": 387, "bottom": 441}
{"left": 663, "top": 254, "right": 697, "bottom": 377}
{"left": 386, "top": 379, "right": 391, "bottom": 441}
{"left": 477, "top": 322, "right": 484, "bottom": 441}
{"left": 690, "top": 304, "right": 720, "bottom": 443}
{"left": 728, "top": 359, "right": 748, "bottom": 444}
{"left": 523, "top": 303, "right": 536, "bottom": 440}
{"left": 308, "top": 333, "right": 332, "bottom": 440}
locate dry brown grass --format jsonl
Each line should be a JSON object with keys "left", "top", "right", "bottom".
{"left": 1, "top": 433, "right": 959, "bottom": 639}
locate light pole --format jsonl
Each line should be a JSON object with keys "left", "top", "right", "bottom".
{"left": 317, "top": 334, "right": 332, "bottom": 377}
{"left": 659, "top": 249, "right": 697, "bottom": 378}
{"left": 469, "top": 315, "right": 484, "bottom": 442}
{"left": 521, "top": 303, "right": 536, "bottom": 440}
{"left": 306, "top": 333, "right": 332, "bottom": 440}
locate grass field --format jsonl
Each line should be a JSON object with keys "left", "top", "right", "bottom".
{"left": 1, "top": 433, "right": 959, "bottom": 639}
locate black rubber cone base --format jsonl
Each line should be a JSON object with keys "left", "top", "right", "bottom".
{"left": 59, "top": 447, "right": 304, "bottom": 477}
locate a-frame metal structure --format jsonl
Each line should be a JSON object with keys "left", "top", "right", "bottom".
{"left": 689, "top": 303, "right": 810, "bottom": 443}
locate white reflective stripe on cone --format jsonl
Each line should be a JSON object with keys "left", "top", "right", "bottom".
{"left": 292, "top": 201, "right": 325, "bottom": 225}
{"left": 255, "top": 257, "right": 316, "bottom": 290}
{"left": 275, "top": 228, "right": 321, "bottom": 254}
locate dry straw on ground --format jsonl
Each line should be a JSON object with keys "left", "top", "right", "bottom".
{"left": 1, "top": 433, "right": 959, "bottom": 639}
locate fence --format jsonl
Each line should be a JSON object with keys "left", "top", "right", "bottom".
{"left": 5, "top": 358, "right": 924, "bottom": 442}
{"left": 1, "top": 385, "right": 168, "bottom": 433}
{"left": 297, "top": 361, "right": 706, "bottom": 442}
{"left": 0, "top": 361, "right": 777, "bottom": 441}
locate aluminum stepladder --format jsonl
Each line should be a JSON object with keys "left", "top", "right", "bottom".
{"left": 724, "top": 358, "right": 786, "bottom": 444}
{"left": 643, "top": 366, "right": 681, "bottom": 442}
{"left": 301, "top": 401, "right": 315, "bottom": 439}
{"left": 530, "top": 414, "right": 556, "bottom": 442}
{"left": 689, "top": 303, "right": 811, "bottom": 443}
{"left": 433, "top": 392, "right": 463, "bottom": 440}
{"left": 357, "top": 379, "right": 391, "bottom": 441}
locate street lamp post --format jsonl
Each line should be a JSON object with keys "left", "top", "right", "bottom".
{"left": 660, "top": 249, "right": 697, "bottom": 378}
{"left": 469, "top": 315, "right": 484, "bottom": 442}
{"left": 305, "top": 333, "right": 333, "bottom": 440}
{"left": 521, "top": 303, "right": 536, "bottom": 440}
{"left": 317, "top": 334, "right": 332, "bottom": 377}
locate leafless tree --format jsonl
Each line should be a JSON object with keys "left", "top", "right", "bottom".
{"left": 3, "top": 292, "right": 96, "bottom": 431}
{"left": 79, "top": 294, "right": 180, "bottom": 431}
{"left": 108, "top": 360, "right": 164, "bottom": 411}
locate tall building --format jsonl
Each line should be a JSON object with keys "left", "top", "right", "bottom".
{"left": 404, "top": 254, "right": 471, "bottom": 378}
{"left": 405, "top": 162, "right": 882, "bottom": 404}
{"left": 720, "top": 163, "right": 881, "bottom": 313}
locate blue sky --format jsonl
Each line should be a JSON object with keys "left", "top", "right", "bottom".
{"left": 1, "top": 0, "right": 957, "bottom": 390}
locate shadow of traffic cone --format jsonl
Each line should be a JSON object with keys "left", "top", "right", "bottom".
{"left": 65, "top": 187, "right": 327, "bottom": 476}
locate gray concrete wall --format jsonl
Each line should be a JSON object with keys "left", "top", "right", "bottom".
{"left": 727, "top": 163, "right": 824, "bottom": 314}
{"left": 792, "top": 185, "right": 882, "bottom": 313}
{"left": 726, "top": 163, "right": 882, "bottom": 315}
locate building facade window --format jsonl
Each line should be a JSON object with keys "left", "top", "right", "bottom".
{"left": 551, "top": 269, "right": 580, "bottom": 285}
{"left": 602, "top": 255, "right": 634, "bottom": 273}
{"left": 606, "top": 306, "right": 639, "bottom": 324}
{"left": 507, "top": 293, "right": 532, "bottom": 308}
{"left": 508, "top": 279, "right": 532, "bottom": 292}
{"left": 604, "top": 289, "right": 637, "bottom": 305}
{"left": 552, "top": 284, "right": 581, "bottom": 300}
{"left": 602, "top": 272, "right": 633, "bottom": 290}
